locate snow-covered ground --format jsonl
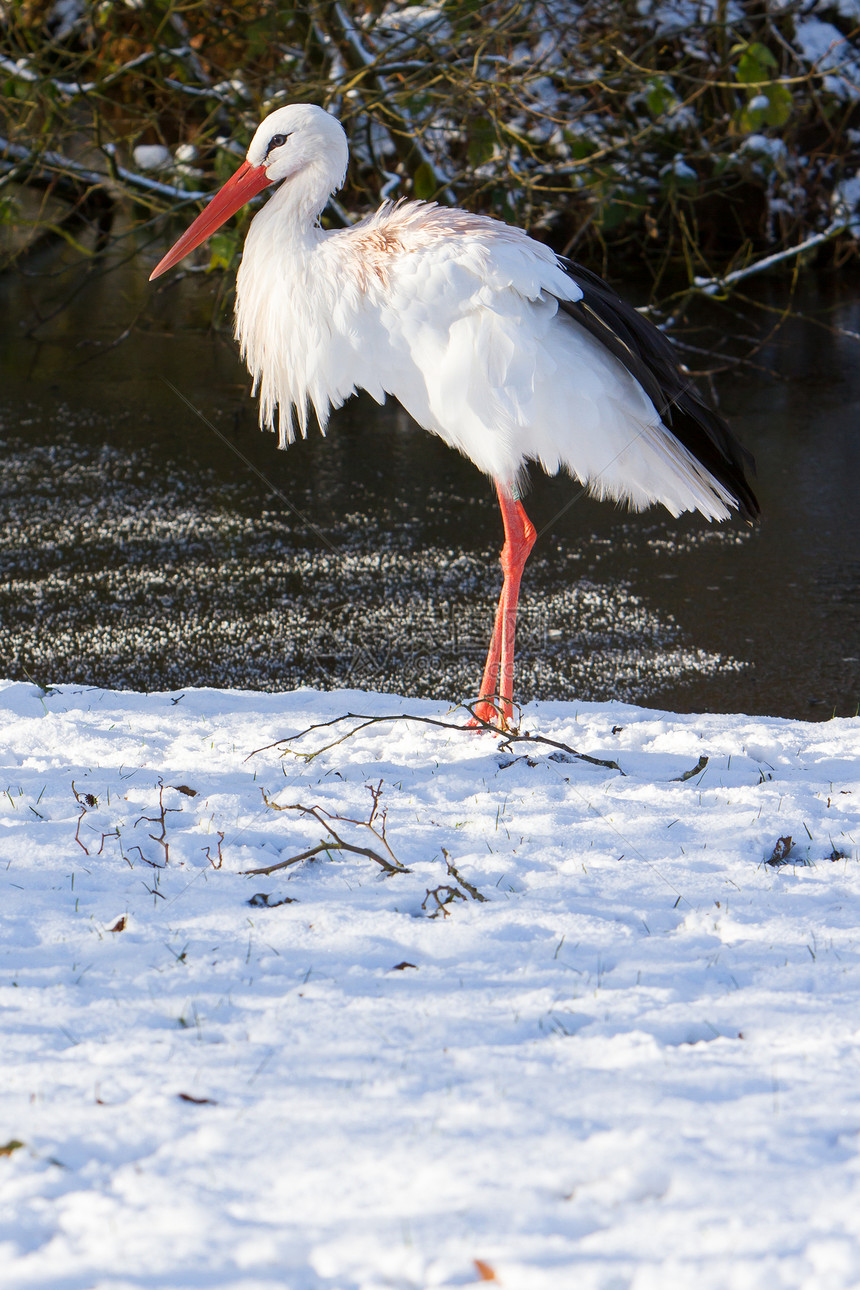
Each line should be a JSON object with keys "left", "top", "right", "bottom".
{"left": 2, "top": 680, "right": 859, "bottom": 1289}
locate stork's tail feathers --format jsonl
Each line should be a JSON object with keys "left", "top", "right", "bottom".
{"left": 558, "top": 260, "right": 761, "bottom": 525}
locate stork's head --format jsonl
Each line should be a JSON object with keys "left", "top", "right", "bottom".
{"left": 246, "top": 104, "right": 349, "bottom": 192}
{"left": 149, "top": 104, "right": 348, "bottom": 281}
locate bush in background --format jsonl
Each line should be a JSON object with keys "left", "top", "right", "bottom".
{"left": 1, "top": 0, "right": 858, "bottom": 285}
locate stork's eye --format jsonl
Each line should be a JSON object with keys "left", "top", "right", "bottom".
{"left": 266, "top": 133, "right": 290, "bottom": 156}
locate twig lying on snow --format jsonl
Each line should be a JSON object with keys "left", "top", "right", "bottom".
{"left": 422, "top": 884, "right": 465, "bottom": 918}
{"left": 248, "top": 706, "right": 625, "bottom": 775}
{"left": 443, "top": 848, "right": 487, "bottom": 902}
{"left": 71, "top": 782, "right": 120, "bottom": 857}
{"left": 670, "top": 755, "right": 709, "bottom": 783}
{"left": 132, "top": 778, "right": 180, "bottom": 868}
{"left": 247, "top": 780, "right": 410, "bottom": 876}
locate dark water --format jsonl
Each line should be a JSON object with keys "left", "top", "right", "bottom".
{"left": 1, "top": 236, "right": 858, "bottom": 719}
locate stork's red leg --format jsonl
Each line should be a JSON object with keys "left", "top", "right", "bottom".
{"left": 473, "top": 485, "right": 536, "bottom": 727}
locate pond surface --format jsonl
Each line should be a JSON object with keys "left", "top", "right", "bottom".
{"left": 1, "top": 237, "right": 858, "bottom": 720}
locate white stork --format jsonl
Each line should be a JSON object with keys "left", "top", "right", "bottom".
{"left": 150, "top": 103, "right": 759, "bottom": 728}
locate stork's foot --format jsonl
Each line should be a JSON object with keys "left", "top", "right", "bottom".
{"left": 467, "top": 695, "right": 511, "bottom": 731}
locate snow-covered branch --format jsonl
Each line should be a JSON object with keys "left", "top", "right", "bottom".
{"left": 693, "top": 220, "right": 851, "bottom": 294}
{"left": 0, "top": 135, "right": 208, "bottom": 203}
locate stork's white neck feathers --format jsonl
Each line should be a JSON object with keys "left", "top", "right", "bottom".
{"left": 233, "top": 106, "right": 352, "bottom": 436}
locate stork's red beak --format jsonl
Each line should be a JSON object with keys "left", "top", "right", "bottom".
{"left": 149, "top": 160, "right": 272, "bottom": 281}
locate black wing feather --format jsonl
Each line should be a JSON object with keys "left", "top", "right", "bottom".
{"left": 557, "top": 260, "right": 761, "bottom": 523}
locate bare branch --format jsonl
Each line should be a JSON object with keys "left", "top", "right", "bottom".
{"left": 249, "top": 708, "right": 625, "bottom": 775}
{"left": 693, "top": 221, "right": 851, "bottom": 295}
{"left": 248, "top": 785, "right": 411, "bottom": 876}
{"left": 442, "top": 849, "right": 487, "bottom": 902}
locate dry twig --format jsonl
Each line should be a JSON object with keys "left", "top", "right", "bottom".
{"left": 249, "top": 707, "right": 625, "bottom": 775}
{"left": 247, "top": 781, "right": 409, "bottom": 876}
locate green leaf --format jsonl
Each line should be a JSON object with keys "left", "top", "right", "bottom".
{"left": 0, "top": 1139, "right": 24, "bottom": 1157}
{"left": 467, "top": 116, "right": 496, "bottom": 168}
{"left": 739, "top": 82, "right": 793, "bottom": 132}
{"left": 208, "top": 229, "right": 239, "bottom": 272}
{"left": 762, "top": 83, "right": 793, "bottom": 126}
{"left": 735, "top": 41, "right": 779, "bottom": 85}
{"left": 646, "top": 77, "right": 677, "bottom": 118}
{"left": 412, "top": 162, "right": 437, "bottom": 201}
{"left": 0, "top": 196, "right": 19, "bottom": 225}
{"left": 600, "top": 202, "right": 629, "bottom": 231}
{"left": 568, "top": 136, "right": 598, "bottom": 161}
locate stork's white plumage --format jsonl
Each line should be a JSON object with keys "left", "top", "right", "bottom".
{"left": 151, "top": 103, "right": 759, "bottom": 727}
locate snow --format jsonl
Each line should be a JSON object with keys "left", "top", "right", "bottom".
{"left": 834, "top": 173, "right": 860, "bottom": 234}
{"left": 2, "top": 680, "right": 860, "bottom": 1288}
{"left": 132, "top": 146, "right": 172, "bottom": 173}
{"left": 794, "top": 19, "right": 860, "bottom": 100}
{"left": 663, "top": 155, "right": 697, "bottom": 181}
{"left": 634, "top": 0, "right": 744, "bottom": 33}
{"left": 739, "top": 134, "right": 788, "bottom": 164}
